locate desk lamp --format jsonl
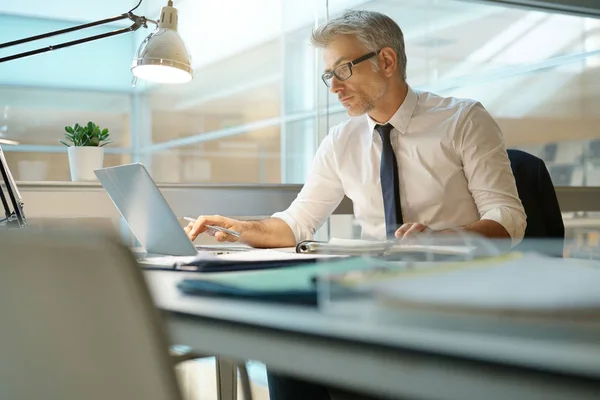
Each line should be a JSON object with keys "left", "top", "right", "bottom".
{"left": 0, "top": 0, "right": 193, "bottom": 84}
{"left": 0, "top": 0, "right": 193, "bottom": 228}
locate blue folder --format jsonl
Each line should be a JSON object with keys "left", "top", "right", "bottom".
{"left": 176, "top": 257, "right": 372, "bottom": 306}
{"left": 177, "top": 279, "right": 320, "bottom": 306}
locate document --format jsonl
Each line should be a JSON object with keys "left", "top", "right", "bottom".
{"left": 140, "top": 248, "right": 343, "bottom": 270}
{"left": 138, "top": 252, "right": 217, "bottom": 267}
{"left": 217, "top": 248, "right": 343, "bottom": 262}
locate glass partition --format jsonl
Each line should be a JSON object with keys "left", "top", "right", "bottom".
{"left": 327, "top": 1, "right": 600, "bottom": 186}
{"left": 0, "top": 87, "right": 132, "bottom": 181}
{"left": 0, "top": 0, "right": 599, "bottom": 229}
{"left": 3, "top": 0, "right": 598, "bottom": 187}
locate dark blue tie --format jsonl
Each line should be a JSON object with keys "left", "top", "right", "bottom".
{"left": 376, "top": 123, "right": 403, "bottom": 238}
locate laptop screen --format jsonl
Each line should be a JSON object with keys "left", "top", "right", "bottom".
{"left": 0, "top": 145, "right": 27, "bottom": 228}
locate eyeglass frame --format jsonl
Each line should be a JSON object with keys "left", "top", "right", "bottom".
{"left": 321, "top": 49, "right": 381, "bottom": 87}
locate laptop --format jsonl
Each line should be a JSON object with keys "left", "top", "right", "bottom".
{"left": 94, "top": 163, "right": 248, "bottom": 259}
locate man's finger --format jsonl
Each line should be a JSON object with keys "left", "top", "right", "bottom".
{"left": 214, "top": 231, "right": 228, "bottom": 242}
{"left": 185, "top": 222, "right": 198, "bottom": 240}
{"left": 191, "top": 215, "right": 221, "bottom": 237}
{"left": 403, "top": 223, "right": 427, "bottom": 237}
{"left": 395, "top": 223, "right": 412, "bottom": 238}
{"left": 192, "top": 217, "right": 206, "bottom": 237}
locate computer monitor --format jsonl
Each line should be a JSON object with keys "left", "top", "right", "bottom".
{"left": 0, "top": 145, "right": 27, "bottom": 229}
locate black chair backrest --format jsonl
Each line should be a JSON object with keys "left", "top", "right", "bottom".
{"left": 507, "top": 149, "right": 565, "bottom": 256}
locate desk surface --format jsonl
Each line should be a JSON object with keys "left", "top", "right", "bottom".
{"left": 145, "top": 270, "right": 600, "bottom": 399}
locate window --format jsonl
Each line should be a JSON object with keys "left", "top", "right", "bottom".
{"left": 1, "top": 0, "right": 598, "bottom": 187}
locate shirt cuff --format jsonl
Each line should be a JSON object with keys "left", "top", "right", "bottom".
{"left": 480, "top": 207, "right": 526, "bottom": 248}
{"left": 271, "top": 211, "right": 314, "bottom": 244}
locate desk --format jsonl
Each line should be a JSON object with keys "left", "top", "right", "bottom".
{"left": 145, "top": 270, "right": 600, "bottom": 400}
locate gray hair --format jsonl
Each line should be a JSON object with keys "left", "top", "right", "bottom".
{"left": 311, "top": 10, "right": 407, "bottom": 80}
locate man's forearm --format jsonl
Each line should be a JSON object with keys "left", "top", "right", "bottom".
{"left": 463, "top": 219, "right": 510, "bottom": 239}
{"left": 240, "top": 217, "right": 296, "bottom": 248}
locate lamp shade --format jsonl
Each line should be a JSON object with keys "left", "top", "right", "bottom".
{"left": 131, "top": 2, "right": 193, "bottom": 84}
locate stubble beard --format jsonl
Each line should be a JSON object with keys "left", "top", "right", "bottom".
{"left": 345, "top": 82, "right": 386, "bottom": 117}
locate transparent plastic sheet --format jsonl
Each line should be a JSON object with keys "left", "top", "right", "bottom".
{"left": 314, "top": 231, "right": 507, "bottom": 318}
{"left": 311, "top": 233, "right": 600, "bottom": 345}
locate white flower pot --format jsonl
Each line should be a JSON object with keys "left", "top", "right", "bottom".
{"left": 67, "top": 146, "right": 104, "bottom": 182}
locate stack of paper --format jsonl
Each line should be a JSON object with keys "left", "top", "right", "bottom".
{"left": 140, "top": 248, "right": 343, "bottom": 269}
{"left": 217, "top": 248, "right": 343, "bottom": 261}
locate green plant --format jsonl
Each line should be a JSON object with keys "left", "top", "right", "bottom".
{"left": 60, "top": 122, "right": 111, "bottom": 147}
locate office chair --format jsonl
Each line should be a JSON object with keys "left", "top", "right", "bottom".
{"left": 548, "top": 164, "right": 576, "bottom": 186}
{"left": 542, "top": 142, "right": 558, "bottom": 163}
{"left": 507, "top": 149, "right": 565, "bottom": 256}
{"left": 0, "top": 227, "right": 254, "bottom": 400}
{"left": 587, "top": 139, "right": 600, "bottom": 161}
{"left": 0, "top": 227, "right": 186, "bottom": 400}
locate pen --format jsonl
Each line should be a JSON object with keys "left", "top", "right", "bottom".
{"left": 183, "top": 217, "right": 241, "bottom": 238}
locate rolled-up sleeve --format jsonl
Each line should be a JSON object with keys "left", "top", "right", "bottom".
{"left": 272, "top": 133, "right": 345, "bottom": 243}
{"left": 459, "top": 102, "right": 527, "bottom": 247}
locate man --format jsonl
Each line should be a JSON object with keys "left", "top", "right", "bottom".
{"left": 185, "top": 10, "right": 525, "bottom": 248}
{"left": 185, "top": 9, "right": 526, "bottom": 400}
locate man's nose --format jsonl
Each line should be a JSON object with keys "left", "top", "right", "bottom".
{"left": 330, "top": 77, "right": 343, "bottom": 94}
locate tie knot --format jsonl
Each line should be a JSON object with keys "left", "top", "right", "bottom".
{"left": 375, "top": 123, "right": 394, "bottom": 138}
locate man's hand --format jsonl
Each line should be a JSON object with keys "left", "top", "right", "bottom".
{"left": 394, "top": 223, "right": 430, "bottom": 238}
{"left": 184, "top": 215, "right": 297, "bottom": 248}
{"left": 394, "top": 220, "right": 510, "bottom": 243}
{"left": 185, "top": 215, "right": 244, "bottom": 242}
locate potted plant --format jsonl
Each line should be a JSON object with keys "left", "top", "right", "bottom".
{"left": 60, "top": 122, "right": 111, "bottom": 181}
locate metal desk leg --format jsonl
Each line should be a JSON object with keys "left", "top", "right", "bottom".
{"left": 216, "top": 357, "right": 237, "bottom": 400}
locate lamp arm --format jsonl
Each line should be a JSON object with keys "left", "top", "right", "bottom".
{"left": 0, "top": 12, "right": 149, "bottom": 64}
{"left": 0, "top": 175, "right": 10, "bottom": 220}
{"left": 0, "top": 146, "right": 25, "bottom": 228}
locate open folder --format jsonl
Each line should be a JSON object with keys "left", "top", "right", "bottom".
{"left": 143, "top": 248, "right": 343, "bottom": 272}
{"left": 296, "top": 238, "right": 475, "bottom": 259}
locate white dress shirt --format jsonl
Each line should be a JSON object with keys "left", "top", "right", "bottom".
{"left": 272, "top": 85, "right": 527, "bottom": 246}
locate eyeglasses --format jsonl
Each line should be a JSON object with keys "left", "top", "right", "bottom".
{"left": 321, "top": 50, "right": 381, "bottom": 88}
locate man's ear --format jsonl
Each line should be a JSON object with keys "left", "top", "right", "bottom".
{"left": 379, "top": 47, "right": 397, "bottom": 78}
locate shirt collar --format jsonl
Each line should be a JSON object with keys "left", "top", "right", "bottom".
{"left": 366, "top": 85, "right": 418, "bottom": 137}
